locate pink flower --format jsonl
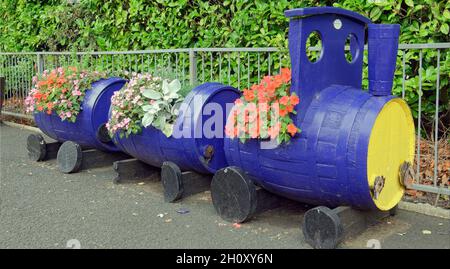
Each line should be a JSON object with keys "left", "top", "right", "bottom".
{"left": 66, "top": 111, "right": 72, "bottom": 118}
{"left": 72, "top": 90, "right": 81, "bottom": 96}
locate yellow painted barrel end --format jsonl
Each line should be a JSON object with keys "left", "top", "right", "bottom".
{"left": 367, "top": 98, "right": 415, "bottom": 211}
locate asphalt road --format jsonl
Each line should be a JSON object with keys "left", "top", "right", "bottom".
{"left": 0, "top": 124, "right": 449, "bottom": 249}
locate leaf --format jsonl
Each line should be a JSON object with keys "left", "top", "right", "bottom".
{"left": 142, "top": 105, "right": 153, "bottom": 111}
{"left": 162, "top": 79, "right": 181, "bottom": 95}
{"left": 162, "top": 123, "right": 173, "bottom": 137}
{"left": 143, "top": 89, "right": 162, "bottom": 99}
{"left": 153, "top": 114, "right": 166, "bottom": 129}
{"left": 142, "top": 113, "right": 154, "bottom": 127}
{"left": 444, "top": 10, "right": 450, "bottom": 20}
{"left": 405, "top": 0, "right": 414, "bottom": 7}
{"left": 369, "top": 7, "right": 382, "bottom": 21}
{"left": 440, "top": 23, "right": 449, "bottom": 35}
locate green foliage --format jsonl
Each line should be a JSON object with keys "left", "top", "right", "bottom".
{"left": 1, "top": 0, "right": 449, "bottom": 134}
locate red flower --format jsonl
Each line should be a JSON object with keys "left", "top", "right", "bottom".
{"left": 287, "top": 123, "right": 298, "bottom": 137}
{"left": 280, "top": 68, "right": 291, "bottom": 83}
{"left": 279, "top": 108, "right": 288, "bottom": 117}
{"left": 286, "top": 104, "right": 294, "bottom": 113}
{"left": 279, "top": 95, "right": 289, "bottom": 106}
{"left": 290, "top": 94, "right": 300, "bottom": 106}
{"left": 243, "top": 89, "right": 255, "bottom": 102}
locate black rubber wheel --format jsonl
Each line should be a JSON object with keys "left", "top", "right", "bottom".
{"left": 210, "top": 166, "right": 257, "bottom": 223}
{"left": 57, "top": 141, "right": 82, "bottom": 174}
{"left": 389, "top": 205, "right": 398, "bottom": 216}
{"left": 161, "top": 161, "right": 183, "bottom": 202}
{"left": 27, "top": 134, "right": 46, "bottom": 161}
{"left": 302, "top": 206, "right": 343, "bottom": 249}
{"left": 96, "top": 123, "right": 112, "bottom": 143}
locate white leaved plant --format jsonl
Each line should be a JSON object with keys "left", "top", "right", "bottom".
{"left": 141, "top": 78, "right": 184, "bottom": 137}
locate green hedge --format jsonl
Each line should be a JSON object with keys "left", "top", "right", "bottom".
{"left": 1, "top": 0, "right": 449, "bottom": 134}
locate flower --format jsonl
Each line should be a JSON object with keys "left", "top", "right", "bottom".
{"left": 72, "top": 89, "right": 82, "bottom": 96}
{"left": 226, "top": 68, "right": 301, "bottom": 144}
{"left": 243, "top": 89, "right": 255, "bottom": 102}
{"left": 287, "top": 123, "right": 298, "bottom": 137}
{"left": 26, "top": 66, "right": 107, "bottom": 122}
{"left": 279, "top": 95, "right": 289, "bottom": 106}
{"left": 290, "top": 94, "right": 300, "bottom": 106}
{"left": 280, "top": 68, "right": 291, "bottom": 83}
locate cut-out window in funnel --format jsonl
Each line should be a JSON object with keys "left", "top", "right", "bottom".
{"left": 306, "top": 31, "right": 323, "bottom": 63}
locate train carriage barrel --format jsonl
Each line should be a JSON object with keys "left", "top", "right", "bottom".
{"left": 112, "top": 83, "right": 240, "bottom": 174}
{"left": 34, "top": 77, "right": 127, "bottom": 152}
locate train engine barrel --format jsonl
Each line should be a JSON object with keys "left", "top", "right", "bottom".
{"left": 368, "top": 24, "right": 400, "bottom": 96}
{"left": 218, "top": 7, "right": 416, "bottom": 212}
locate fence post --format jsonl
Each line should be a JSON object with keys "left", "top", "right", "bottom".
{"left": 36, "top": 53, "right": 44, "bottom": 74}
{"left": 0, "top": 76, "right": 5, "bottom": 122}
{"left": 189, "top": 49, "right": 197, "bottom": 86}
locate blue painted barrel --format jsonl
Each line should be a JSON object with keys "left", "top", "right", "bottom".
{"left": 112, "top": 83, "right": 240, "bottom": 174}
{"left": 222, "top": 7, "right": 415, "bottom": 211}
{"left": 34, "top": 77, "right": 127, "bottom": 152}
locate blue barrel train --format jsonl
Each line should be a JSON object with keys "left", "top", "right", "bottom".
{"left": 27, "top": 7, "right": 416, "bottom": 241}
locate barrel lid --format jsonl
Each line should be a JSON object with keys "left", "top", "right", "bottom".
{"left": 367, "top": 98, "right": 415, "bottom": 210}
{"left": 180, "top": 83, "right": 240, "bottom": 173}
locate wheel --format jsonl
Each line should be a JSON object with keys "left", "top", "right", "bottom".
{"left": 211, "top": 166, "right": 257, "bottom": 223}
{"left": 389, "top": 205, "right": 398, "bottom": 216}
{"left": 96, "top": 123, "right": 112, "bottom": 143}
{"left": 27, "top": 133, "right": 47, "bottom": 161}
{"left": 302, "top": 206, "right": 343, "bottom": 249}
{"left": 57, "top": 141, "right": 82, "bottom": 174}
{"left": 161, "top": 161, "right": 183, "bottom": 202}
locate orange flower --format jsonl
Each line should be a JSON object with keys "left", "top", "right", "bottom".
{"left": 37, "top": 106, "right": 44, "bottom": 111}
{"left": 279, "top": 95, "right": 289, "bottom": 106}
{"left": 46, "top": 109, "right": 52, "bottom": 115}
{"left": 34, "top": 92, "right": 43, "bottom": 101}
{"left": 290, "top": 94, "right": 300, "bottom": 106}
{"left": 280, "top": 68, "right": 291, "bottom": 83}
{"left": 287, "top": 123, "right": 298, "bottom": 137}
{"left": 47, "top": 102, "right": 54, "bottom": 110}
{"left": 279, "top": 108, "right": 288, "bottom": 117}
{"left": 243, "top": 89, "right": 255, "bottom": 102}
{"left": 286, "top": 104, "right": 294, "bottom": 112}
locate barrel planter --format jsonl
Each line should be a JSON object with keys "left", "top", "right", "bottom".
{"left": 211, "top": 7, "right": 416, "bottom": 224}
{"left": 34, "top": 77, "right": 126, "bottom": 152}
{"left": 112, "top": 82, "right": 240, "bottom": 200}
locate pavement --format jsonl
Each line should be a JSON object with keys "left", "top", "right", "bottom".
{"left": 0, "top": 124, "right": 449, "bottom": 249}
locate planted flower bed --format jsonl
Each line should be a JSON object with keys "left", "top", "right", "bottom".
{"left": 23, "top": 66, "right": 127, "bottom": 152}
{"left": 107, "top": 72, "right": 188, "bottom": 138}
{"left": 225, "top": 68, "right": 300, "bottom": 144}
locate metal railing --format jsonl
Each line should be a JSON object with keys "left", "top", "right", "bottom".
{"left": 1, "top": 43, "right": 449, "bottom": 197}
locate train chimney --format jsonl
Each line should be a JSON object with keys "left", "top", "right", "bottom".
{"left": 368, "top": 24, "right": 400, "bottom": 96}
